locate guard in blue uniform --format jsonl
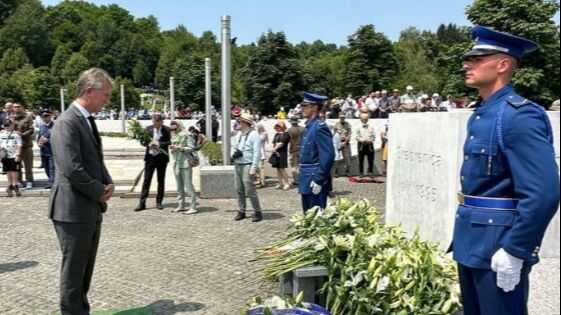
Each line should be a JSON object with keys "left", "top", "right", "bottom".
{"left": 451, "top": 26, "right": 560, "bottom": 315}
{"left": 299, "top": 92, "right": 335, "bottom": 213}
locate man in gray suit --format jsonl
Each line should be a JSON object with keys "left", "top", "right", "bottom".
{"left": 49, "top": 68, "right": 115, "bottom": 315}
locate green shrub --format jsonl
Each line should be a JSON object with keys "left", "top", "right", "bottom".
{"left": 201, "top": 141, "right": 223, "bottom": 165}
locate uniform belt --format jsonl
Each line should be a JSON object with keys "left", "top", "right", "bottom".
{"left": 458, "top": 193, "right": 519, "bottom": 211}
{"left": 300, "top": 163, "right": 320, "bottom": 169}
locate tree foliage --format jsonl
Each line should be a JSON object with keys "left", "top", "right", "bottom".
{"left": 343, "top": 25, "right": 398, "bottom": 96}
{"left": 242, "top": 31, "right": 304, "bottom": 114}
{"left": 467, "top": 0, "right": 561, "bottom": 106}
{"left": 0, "top": 0, "right": 559, "bottom": 111}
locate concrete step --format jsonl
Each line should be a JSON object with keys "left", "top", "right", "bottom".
{"left": 0, "top": 188, "right": 131, "bottom": 198}
{"left": 0, "top": 179, "right": 134, "bottom": 189}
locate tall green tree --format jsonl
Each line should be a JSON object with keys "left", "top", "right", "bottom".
{"left": 0, "top": 0, "right": 21, "bottom": 26}
{"left": 242, "top": 31, "right": 305, "bottom": 114}
{"left": 466, "top": 0, "right": 560, "bottom": 106}
{"left": 394, "top": 28, "right": 439, "bottom": 93}
{"left": 0, "top": 0, "right": 52, "bottom": 66}
{"left": 109, "top": 77, "right": 140, "bottom": 110}
{"left": 0, "top": 47, "right": 30, "bottom": 74}
{"left": 19, "top": 66, "right": 59, "bottom": 108}
{"left": 173, "top": 57, "right": 206, "bottom": 110}
{"left": 343, "top": 25, "right": 398, "bottom": 97}
{"left": 62, "top": 52, "right": 90, "bottom": 83}
{"left": 51, "top": 45, "right": 72, "bottom": 84}
{"left": 155, "top": 25, "right": 199, "bottom": 89}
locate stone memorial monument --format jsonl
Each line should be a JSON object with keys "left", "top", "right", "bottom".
{"left": 386, "top": 111, "right": 560, "bottom": 258}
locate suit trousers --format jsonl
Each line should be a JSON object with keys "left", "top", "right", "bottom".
{"left": 235, "top": 164, "right": 262, "bottom": 213}
{"left": 140, "top": 158, "right": 168, "bottom": 204}
{"left": 459, "top": 264, "right": 530, "bottom": 315}
{"left": 54, "top": 220, "right": 101, "bottom": 315}
{"left": 18, "top": 146, "right": 34, "bottom": 183}
{"left": 358, "top": 143, "right": 375, "bottom": 175}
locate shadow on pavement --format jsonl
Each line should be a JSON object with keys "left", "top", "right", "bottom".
{"left": 332, "top": 190, "right": 353, "bottom": 196}
{"left": 93, "top": 300, "right": 205, "bottom": 315}
{"left": 196, "top": 207, "right": 219, "bottom": 213}
{"left": 0, "top": 261, "right": 39, "bottom": 275}
{"left": 262, "top": 212, "right": 286, "bottom": 221}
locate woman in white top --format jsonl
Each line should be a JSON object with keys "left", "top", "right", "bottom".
{"left": 0, "top": 119, "right": 22, "bottom": 197}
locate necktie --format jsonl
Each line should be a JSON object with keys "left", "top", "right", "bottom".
{"left": 87, "top": 116, "right": 101, "bottom": 145}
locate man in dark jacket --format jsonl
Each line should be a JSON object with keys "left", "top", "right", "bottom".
{"left": 38, "top": 109, "right": 55, "bottom": 188}
{"left": 135, "top": 114, "right": 171, "bottom": 211}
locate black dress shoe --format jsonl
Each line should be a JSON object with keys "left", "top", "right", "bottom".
{"left": 252, "top": 212, "right": 263, "bottom": 223}
{"left": 156, "top": 203, "right": 164, "bottom": 210}
{"left": 234, "top": 212, "right": 246, "bottom": 221}
{"left": 134, "top": 203, "right": 146, "bottom": 212}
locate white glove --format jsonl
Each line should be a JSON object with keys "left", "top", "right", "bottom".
{"left": 310, "top": 181, "right": 322, "bottom": 195}
{"left": 491, "top": 248, "right": 524, "bottom": 293}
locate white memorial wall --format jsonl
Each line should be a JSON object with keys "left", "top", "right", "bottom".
{"left": 386, "top": 111, "right": 560, "bottom": 258}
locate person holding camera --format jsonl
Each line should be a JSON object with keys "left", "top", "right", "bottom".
{"left": 232, "top": 112, "right": 263, "bottom": 222}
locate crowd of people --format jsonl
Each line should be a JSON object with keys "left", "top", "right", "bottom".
{"left": 289, "top": 86, "right": 469, "bottom": 120}
{"left": 0, "top": 102, "right": 55, "bottom": 196}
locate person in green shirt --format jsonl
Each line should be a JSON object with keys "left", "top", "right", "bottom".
{"left": 169, "top": 122, "right": 206, "bottom": 214}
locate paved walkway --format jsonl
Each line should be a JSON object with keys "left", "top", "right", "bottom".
{"left": 0, "top": 179, "right": 558, "bottom": 314}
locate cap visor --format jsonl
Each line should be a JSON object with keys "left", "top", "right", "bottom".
{"left": 462, "top": 49, "right": 501, "bottom": 60}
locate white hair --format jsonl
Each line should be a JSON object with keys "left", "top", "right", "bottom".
{"left": 76, "top": 68, "right": 114, "bottom": 97}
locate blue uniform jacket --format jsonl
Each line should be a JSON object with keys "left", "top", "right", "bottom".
{"left": 452, "top": 85, "right": 560, "bottom": 269}
{"left": 299, "top": 117, "right": 335, "bottom": 195}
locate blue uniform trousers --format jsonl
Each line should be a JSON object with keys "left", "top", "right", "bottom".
{"left": 302, "top": 192, "right": 328, "bottom": 213}
{"left": 459, "top": 264, "right": 530, "bottom": 315}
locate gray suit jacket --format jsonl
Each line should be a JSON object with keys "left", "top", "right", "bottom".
{"left": 48, "top": 104, "right": 113, "bottom": 223}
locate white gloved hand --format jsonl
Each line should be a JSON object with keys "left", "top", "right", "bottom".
{"left": 310, "top": 181, "right": 322, "bottom": 195}
{"left": 491, "top": 248, "right": 524, "bottom": 293}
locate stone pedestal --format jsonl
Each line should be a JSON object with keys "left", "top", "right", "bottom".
{"left": 200, "top": 165, "right": 237, "bottom": 199}
{"left": 386, "top": 111, "right": 560, "bottom": 258}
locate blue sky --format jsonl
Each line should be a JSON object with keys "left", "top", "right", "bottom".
{"left": 40, "top": 0, "right": 559, "bottom": 45}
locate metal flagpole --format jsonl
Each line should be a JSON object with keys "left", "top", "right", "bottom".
{"left": 170, "top": 76, "right": 176, "bottom": 120}
{"left": 205, "top": 58, "right": 213, "bottom": 140}
{"left": 221, "top": 15, "right": 232, "bottom": 165}
{"left": 120, "top": 84, "right": 126, "bottom": 133}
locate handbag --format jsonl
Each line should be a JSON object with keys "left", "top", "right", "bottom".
{"left": 187, "top": 152, "right": 200, "bottom": 167}
{"left": 268, "top": 152, "right": 281, "bottom": 168}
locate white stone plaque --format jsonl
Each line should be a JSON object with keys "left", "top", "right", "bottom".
{"left": 386, "top": 111, "right": 560, "bottom": 258}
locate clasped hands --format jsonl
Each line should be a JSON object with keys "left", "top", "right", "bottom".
{"left": 99, "top": 184, "right": 115, "bottom": 203}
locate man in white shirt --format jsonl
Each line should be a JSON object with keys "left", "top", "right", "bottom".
{"left": 356, "top": 112, "right": 376, "bottom": 177}
{"left": 441, "top": 95, "right": 456, "bottom": 111}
